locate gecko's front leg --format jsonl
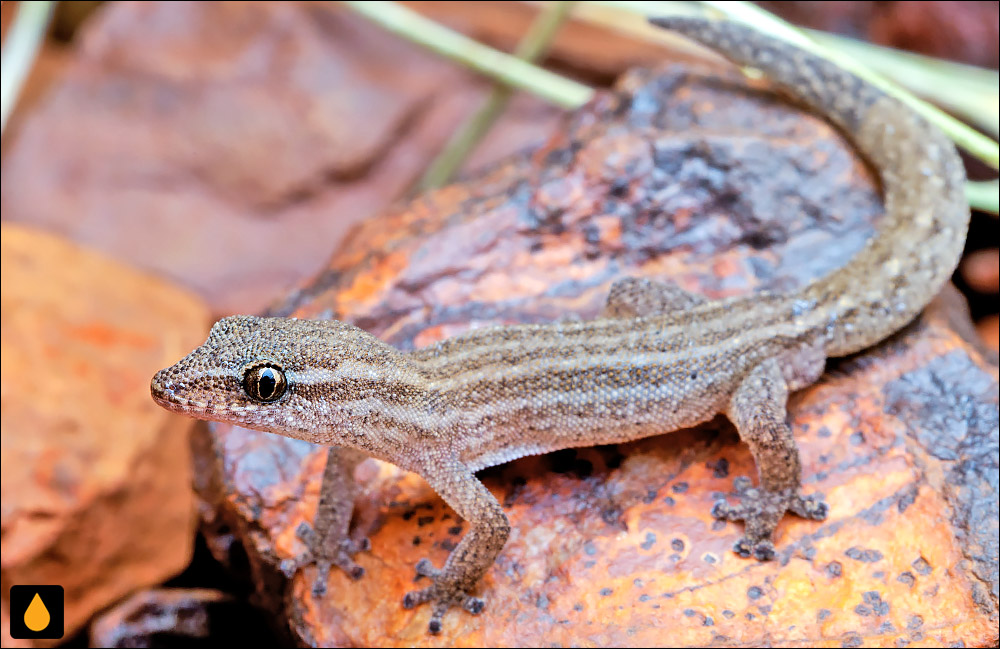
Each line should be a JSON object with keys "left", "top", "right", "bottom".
{"left": 281, "top": 446, "right": 371, "bottom": 595}
{"left": 403, "top": 455, "right": 510, "bottom": 634}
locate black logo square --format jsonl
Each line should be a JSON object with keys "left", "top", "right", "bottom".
{"left": 9, "top": 585, "right": 64, "bottom": 640}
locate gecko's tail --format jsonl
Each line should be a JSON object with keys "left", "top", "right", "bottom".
{"left": 651, "top": 17, "right": 969, "bottom": 357}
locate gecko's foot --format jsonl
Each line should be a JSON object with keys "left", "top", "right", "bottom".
{"left": 712, "top": 476, "right": 827, "bottom": 560}
{"left": 402, "top": 559, "right": 485, "bottom": 634}
{"left": 279, "top": 522, "right": 371, "bottom": 598}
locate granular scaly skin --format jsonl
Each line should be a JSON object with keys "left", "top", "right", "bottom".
{"left": 151, "top": 19, "right": 970, "bottom": 634}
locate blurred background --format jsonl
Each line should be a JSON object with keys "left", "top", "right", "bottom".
{"left": 1, "top": 2, "right": 997, "bottom": 646}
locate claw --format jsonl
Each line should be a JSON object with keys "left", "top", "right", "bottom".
{"left": 414, "top": 558, "right": 440, "bottom": 579}
{"left": 463, "top": 596, "right": 485, "bottom": 615}
{"left": 403, "top": 586, "right": 434, "bottom": 609}
{"left": 285, "top": 522, "right": 371, "bottom": 595}
{"left": 312, "top": 560, "right": 332, "bottom": 597}
{"left": 403, "top": 558, "right": 486, "bottom": 634}
{"left": 714, "top": 475, "right": 827, "bottom": 561}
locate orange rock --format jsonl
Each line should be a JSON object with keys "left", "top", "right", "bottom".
{"left": 189, "top": 61, "right": 999, "bottom": 647}
{"left": 0, "top": 224, "right": 209, "bottom": 646}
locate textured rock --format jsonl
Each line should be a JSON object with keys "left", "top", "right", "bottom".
{"left": 0, "top": 224, "right": 209, "bottom": 645}
{"left": 0, "top": 1, "right": 561, "bottom": 316}
{"left": 188, "top": 60, "right": 1000, "bottom": 647}
{"left": 88, "top": 588, "right": 273, "bottom": 648}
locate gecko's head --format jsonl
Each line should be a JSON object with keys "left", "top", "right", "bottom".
{"left": 151, "top": 315, "right": 408, "bottom": 441}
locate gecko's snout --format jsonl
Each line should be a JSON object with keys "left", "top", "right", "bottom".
{"left": 150, "top": 365, "right": 186, "bottom": 411}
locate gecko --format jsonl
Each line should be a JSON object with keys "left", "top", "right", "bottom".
{"left": 151, "top": 18, "right": 969, "bottom": 634}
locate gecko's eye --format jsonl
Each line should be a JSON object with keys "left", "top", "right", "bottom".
{"left": 241, "top": 361, "right": 287, "bottom": 403}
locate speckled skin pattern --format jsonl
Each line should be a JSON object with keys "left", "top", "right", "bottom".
{"left": 151, "top": 19, "right": 969, "bottom": 634}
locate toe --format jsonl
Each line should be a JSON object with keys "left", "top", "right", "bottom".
{"left": 751, "top": 540, "right": 776, "bottom": 561}
{"left": 403, "top": 587, "right": 434, "bottom": 609}
{"left": 463, "top": 596, "right": 485, "bottom": 615}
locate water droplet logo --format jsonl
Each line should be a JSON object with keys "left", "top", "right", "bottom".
{"left": 24, "top": 592, "right": 51, "bottom": 631}
{"left": 9, "top": 585, "right": 64, "bottom": 639}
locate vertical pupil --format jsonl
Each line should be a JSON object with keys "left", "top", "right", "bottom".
{"left": 258, "top": 369, "right": 276, "bottom": 399}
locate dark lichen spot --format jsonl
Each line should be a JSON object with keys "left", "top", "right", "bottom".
{"left": 663, "top": 496, "right": 676, "bottom": 506}
{"left": 537, "top": 595, "right": 550, "bottom": 610}
{"left": 709, "top": 458, "right": 730, "bottom": 478}
{"left": 897, "top": 489, "right": 916, "bottom": 513}
{"left": 639, "top": 594, "right": 651, "bottom": 602}
{"left": 758, "top": 604, "right": 772, "bottom": 615}
{"left": 601, "top": 507, "right": 623, "bottom": 525}
{"left": 817, "top": 426, "right": 832, "bottom": 438}
{"left": 703, "top": 617, "right": 714, "bottom": 627}
{"left": 402, "top": 509, "right": 416, "bottom": 521}
{"left": 417, "top": 516, "right": 435, "bottom": 527}
{"left": 599, "top": 588, "right": 613, "bottom": 597}
{"left": 878, "top": 622, "right": 896, "bottom": 634}
{"left": 573, "top": 602, "right": 584, "bottom": 612}
{"left": 842, "top": 632, "right": 864, "bottom": 648}
{"left": 845, "top": 547, "right": 883, "bottom": 563}
{"left": 896, "top": 571, "right": 915, "bottom": 587}
{"left": 911, "top": 557, "right": 932, "bottom": 575}
{"left": 863, "top": 591, "right": 889, "bottom": 616}
{"left": 584, "top": 541, "right": 597, "bottom": 556}
{"left": 703, "top": 553, "right": 718, "bottom": 565}
{"left": 671, "top": 538, "right": 685, "bottom": 552}
{"left": 671, "top": 482, "right": 689, "bottom": 494}
{"left": 683, "top": 608, "right": 697, "bottom": 617}
{"left": 412, "top": 536, "right": 422, "bottom": 546}
{"left": 849, "top": 431, "right": 865, "bottom": 446}
{"left": 907, "top": 615, "right": 923, "bottom": 630}
{"left": 826, "top": 561, "right": 843, "bottom": 578}
{"left": 854, "top": 604, "right": 871, "bottom": 617}
{"left": 447, "top": 525, "right": 462, "bottom": 536}
{"left": 633, "top": 578, "right": 643, "bottom": 588}
{"left": 817, "top": 609, "right": 831, "bottom": 621}
{"left": 722, "top": 609, "right": 735, "bottom": 619}
{"left": 440, "top": 539, "right": 457, "bottom": 552}
{"left": 643, "top": 489, "right": 658, "bottom": 504}
{"left": 609, "top": 178, "right": 629, "bottom": 198}
{"left": 747, "top": 586, "right": 763, "bottom": 600}
{"left": 641, "top": 532, "right": 656, "bottom": 550}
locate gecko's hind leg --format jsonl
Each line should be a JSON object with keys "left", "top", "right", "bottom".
{"left": 279, "top": 446, "right": 370, "bottom": 597}
{"left": 602, "top": 277, "right": 705, "bottom": 318}
{"left": 403, "top": 456, "right": 509, "bottom": 634}
{"left": 714, "top": 358, "right": 828, "bottom": 560}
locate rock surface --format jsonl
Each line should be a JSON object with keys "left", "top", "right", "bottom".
{"left": 189, "top": 62, "right": 1000, "bottom": 646}
{"left": 0, "top": 224, "right": 209, "bottom": 646}
{"left": 88, "top": 587, "right": 273, "bottom": 648}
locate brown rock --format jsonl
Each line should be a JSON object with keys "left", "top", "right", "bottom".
{"left": 758, "top": 0, "right": 999, "bottom": 68}
{"left": 88, "top": 588, "right": 273, "bottom": 647}
{"left": 188, "top": 60, "right": 1000, "bottom": 646}
{"left": 0, "top": 1, "right": 562, "bottom": 316}
{"left": 0, "top": 224, "right": 209, "bottom": 646}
